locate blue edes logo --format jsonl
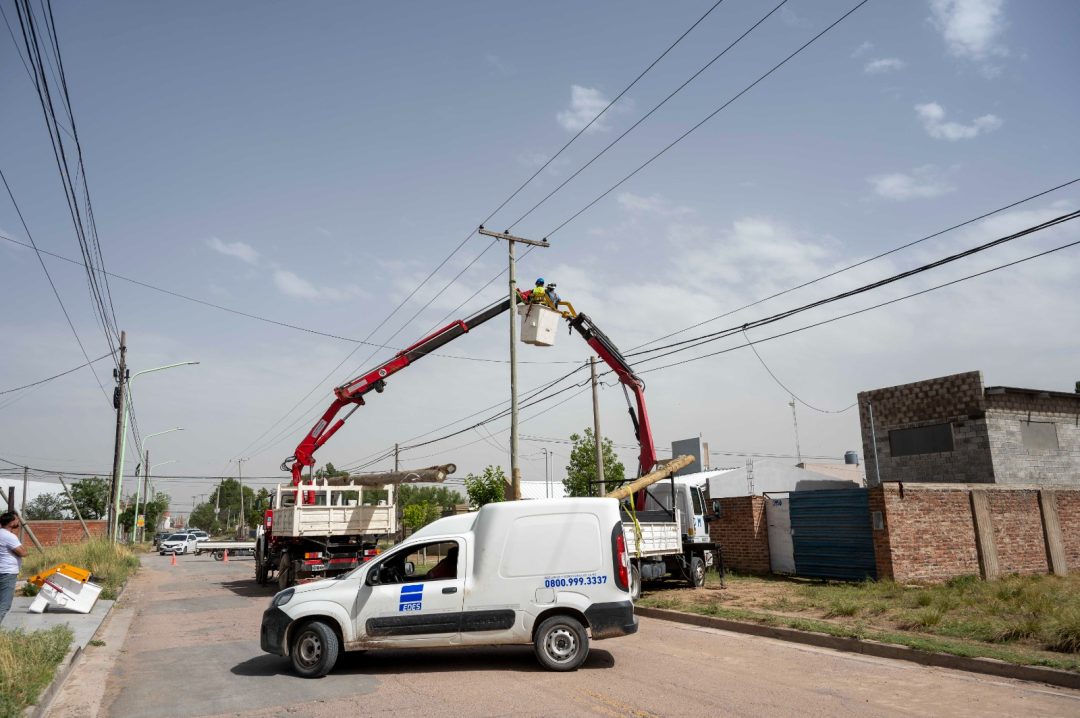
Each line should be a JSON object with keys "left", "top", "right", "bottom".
{"left": 399, "top": 583, "right": 423, "bottom": 612}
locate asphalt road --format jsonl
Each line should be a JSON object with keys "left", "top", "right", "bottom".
{"left": 48, "top": 553, "right": 1080, "bottom": 718}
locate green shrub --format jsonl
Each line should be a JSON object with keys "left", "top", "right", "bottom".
{"left": 0, "top": 626, "right": 73, "bottom": 718}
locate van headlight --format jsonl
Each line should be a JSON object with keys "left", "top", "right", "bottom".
{"left": 271, "top": 588, "right": 294, "bottom": 608}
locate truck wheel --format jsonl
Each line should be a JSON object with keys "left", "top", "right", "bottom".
{"left": 534, "top": 615, "right": 589, "bottom": 672}
{"left": 290, "top": 620, "right": 339, "bottom": 678}
{"left": 630, "top": 564, "right": 642, "bottom": 602}
{"left": 212, "top": 550, "right": 224, "bottom": 561}
{"left": 255, "top": 541, "right": 268, "bottom": 585}
{"left": 688, "top": 556, "right": 705, "bottom": 588}
{"left": 278, "top": 553, "right": 293, "bottom": 590}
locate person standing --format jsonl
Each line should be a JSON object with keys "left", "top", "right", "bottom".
{"left": 0, "top": 512, "right": 28, "bottom": 626}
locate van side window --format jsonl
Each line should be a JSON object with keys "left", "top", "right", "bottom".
{"left": 373, "top": 541, "right": 459, "bottom": 585}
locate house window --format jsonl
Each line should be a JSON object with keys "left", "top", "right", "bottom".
{"left": 889, "top": 423, "right": 954, "bottom": 457}
{"left": 1020, "top": 421, "right": 1059, "bottom": 451}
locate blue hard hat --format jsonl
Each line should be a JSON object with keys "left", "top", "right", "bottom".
{"left": 535, "top": 277, "right": 545, "bottom": 285}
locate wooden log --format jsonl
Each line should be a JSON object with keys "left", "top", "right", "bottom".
{"left": 606, "top": 456, "right": 696, "bottom": 501}
{"left": 316, "top": 464, "right": 458, "bottom": 487}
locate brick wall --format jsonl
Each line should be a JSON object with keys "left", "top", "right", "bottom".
{"left": 985, "top": 393, "right": 1080, "bottom": 487}
{"left": 870, "top": 484, "right": 980, "bottom": 582}
{"left": 708, "top": 495, "right": 770, "bottom": 574}
{"left": 22, "top": 520, "right": 107, "bottom": 547}
{"left": 986, "top": 490, "right": 1048, "bottom": 575}
{"left": 1057, "top": 492, "right": 1080, "bottom": 572}
{"left": 870, "top": 484, "right": 1080, "bottom": 583}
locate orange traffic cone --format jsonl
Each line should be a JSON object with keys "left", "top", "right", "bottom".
{"left": 170, "top": 553, "right": 177, "bottom": 566}
{"left": 223, "top": 549, "right": 229, "bottom": 562}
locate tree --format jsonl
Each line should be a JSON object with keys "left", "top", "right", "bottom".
{"left": 397, "top": 485, "right": 463, "bottom": 511}
{"left": 208, "top": 478, "right": 261, "bottom": 530}
{"left": 24, "top": 493, "right": 68, "bottom": 520}
{"left": 464, "top": 465, "right": 506, "bottom": 508}
{"left": 563, "top": 428, "right": 626, "bottom": 497}
{"left": 118, "top": 491, "right": 171, "bottom": 538}
{"left": 402, "top": 502, "right": 441, "bottom": 533}
{"left": 68, "top": 477, "right": 111, "bottom": 519}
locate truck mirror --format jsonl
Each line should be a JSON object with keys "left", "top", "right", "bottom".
{"left": 710, "top": 499, "right": 721, "bottom": 516}
{"left": 404, "top": 561, "right": 415, "bottom": 576}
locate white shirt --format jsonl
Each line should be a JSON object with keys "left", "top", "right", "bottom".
{"left": 0, "top": 528, "right": 22, "bottom": 574}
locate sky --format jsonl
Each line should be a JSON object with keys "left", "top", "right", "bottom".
{"left": 2, "top": 0, "right": 1079, "bottom": 515}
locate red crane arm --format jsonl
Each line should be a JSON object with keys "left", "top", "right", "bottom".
{"left": 567, "top": 314, "right": 657, "bottom": 478}
{"left": 283, "top": 292, "right": 527, "bottom": 484}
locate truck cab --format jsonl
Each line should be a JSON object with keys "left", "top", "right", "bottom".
{"left": 260, "top": 498, "right": 637, "bottom": 677}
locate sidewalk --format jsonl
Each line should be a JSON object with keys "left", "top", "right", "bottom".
{"left": 2, "top": 591, "right": 114, "bottom": 648}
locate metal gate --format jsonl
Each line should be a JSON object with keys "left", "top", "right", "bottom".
{"left": 789, "top": 488, "right": 876, "bottom": 581}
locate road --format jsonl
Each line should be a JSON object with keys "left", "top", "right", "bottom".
{"left": 49, "top": 553, "right": 1080, "bottom": 718}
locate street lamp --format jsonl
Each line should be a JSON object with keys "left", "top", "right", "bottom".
{"left": 132, "top": 428, "right": 183, "bottom": 543}
{"left": 112, "top": 361, "right": 199, "bottom": 541}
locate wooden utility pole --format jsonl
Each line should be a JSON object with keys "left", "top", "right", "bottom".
{"left": 478, "top": 227, "right": 550, "bottom": 501}
{"left": 590, "top": 358, "right": 605, "bottom": 497}
{"left": 236, "top": 457, "right": 248, "bottom": 535}
{"left": 394, "top": 443, "right": 400, "bottom": 471}
{"left": 108, "top": 331, "right": 128, "bottom": 541}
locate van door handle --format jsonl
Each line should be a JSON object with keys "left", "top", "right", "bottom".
{"left": 442, "top": 587, "right": 457, "bottom": 594}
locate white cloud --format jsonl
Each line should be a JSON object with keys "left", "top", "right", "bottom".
{"left": 868, "top": 166, "right": 955, "bottom": 201}
{"left": 556, "top": 85, "right": 612, "bottom": 133}
{"left": 616, "top": 193, "right": 693, "bottom": 218}
{"left": 272, "top": 269, "right": 362, "bottom": 302}
{"left": 915, "top": 102, "right": 1002, "bottom": 140}
{"left": 851, "top": 41, "right": 874, "bottom": 58}
{"left": 864, "top": 58, "right": 906, "bottom": 74}
{"left": 206, "top": 236, "right": 259, "bottom": 264}
{"left": 929, "top": 0, "right": 1007, "bottom": 64}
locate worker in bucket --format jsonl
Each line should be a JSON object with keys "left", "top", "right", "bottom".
{"left": 0, "top": 512, "right": 27, "bottom": 625}
{"left": 529, "top": 278, "right": 547, "bottom": 304}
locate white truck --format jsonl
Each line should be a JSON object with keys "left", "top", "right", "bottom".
{"left": 260, "top": 497, "right": 638, "bottom": 677}
{"left": 621, "top": 473, "right": 719, "bottom": 599}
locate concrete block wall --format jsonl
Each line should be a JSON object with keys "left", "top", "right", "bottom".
{"left": 22, "top": 520, "right": 108, "bottom": 547}
{"left": 708, "top": 495, "right": 770, "bottom": 574}
{"left": 858, "top": 371, "right": 995, "bottom": 484}
{"left": 985, "top": 393, "right": 1080, "bottom": 487}
{"left": 870, "top": 484, "right": 1079, "bottom": 582}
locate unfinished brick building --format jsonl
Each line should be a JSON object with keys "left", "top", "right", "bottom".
{"left": 857, "top": 370, "right": 1080, "bottom": 487}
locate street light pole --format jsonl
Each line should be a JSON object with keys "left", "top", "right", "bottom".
{"left": 111, "top": 360, "right": 199, "bottom": 541}
{"left": 235, "top": 457, "right": 249, "bottom": 536}
{"left": 541, "top": 447, "right": 551, "bottom": 498}
{"left": 478, "top": 227, "right": 549, "bottom": 502}
{"left": 132, "top": 428, "right": 183, "bottom": 543}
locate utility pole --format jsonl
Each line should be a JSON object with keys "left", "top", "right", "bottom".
{"left": 590, "top": 357, "right": 605, "bottom": 497}
{"left": 109, "top": 331, "right": 128, "bottom": 541}
{"left": 394, "top": 443, "right": 399, "bottom": 471}
{"left": 140, "top": 448, "right": 149, "bottom": 541}
{"left": 478, "top": 227, "right": 550, "bottom": 501}
{"left": 20, "top": 466, "right": 27, "bottom": 541}
{"left": 236, "top": 458, "right": 248, "bottom": 535}
{"left": 789, "top": 398, "right": 802, "bottom": 466}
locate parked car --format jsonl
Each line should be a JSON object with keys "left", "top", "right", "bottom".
{"left": 158, "top": 533, "right": 199, "bottom": 555}
{"left": 152, "top": 531, "right": 173, "bottom": 548}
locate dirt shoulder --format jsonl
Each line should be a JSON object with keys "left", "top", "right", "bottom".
{"left": 637, "top": 572, "right": 1080, "bottom": 673}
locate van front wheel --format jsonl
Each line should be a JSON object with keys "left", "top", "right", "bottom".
{"left": 534, "top": 616, "right": 589, "bottom": 671}
{"left": 290, "top": 620, "right": 339, "bottom": 678}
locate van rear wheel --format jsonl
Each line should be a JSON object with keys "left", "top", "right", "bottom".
{"left": 534, "top": 616, "right": 589, "bottom": 671}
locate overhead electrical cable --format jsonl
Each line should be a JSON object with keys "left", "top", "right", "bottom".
{"left": 0, "top": 350, "right": 115, "bottom": 395}
{"left": 741, "top": 328, "right": 856, "bottom": 413}
{"left": 543, "top": 0, "right": 873, "bottom": 240}
{"left": 630, "top": 176, "right": 1080, "bottom": 352}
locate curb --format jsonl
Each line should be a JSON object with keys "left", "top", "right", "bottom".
{"left": 635, "top": 606, "right": 1080, "bottom": 691}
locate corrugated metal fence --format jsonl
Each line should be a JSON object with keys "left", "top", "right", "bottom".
{"left": 789, "top": 488, "right": 876, "bottom": 581}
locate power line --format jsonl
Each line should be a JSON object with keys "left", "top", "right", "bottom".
{"left": 741, "top": 328, "right": 855, "bottom": 414}
{"left": 543, "top": 0, "right": 873, "bottom": 239}
{"left": 630, "top": 176, "right": 1080, "bottom": 352}
{"left": 0, "top": 350, "right": 115, "bottom": 395}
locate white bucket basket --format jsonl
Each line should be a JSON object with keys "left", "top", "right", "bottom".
{"left": 27, "top": 571, "right": 103, "bottom": 614}
{"left": 518, "top": 304, "right": 560, "bottom": 347}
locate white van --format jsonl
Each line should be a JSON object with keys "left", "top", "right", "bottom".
{"left": 260, "top": 497, "right": 637, "bottom": 677}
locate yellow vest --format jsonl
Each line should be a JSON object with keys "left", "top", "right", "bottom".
{"left": 530, "top": 286, "right": 547, "bottom": 302}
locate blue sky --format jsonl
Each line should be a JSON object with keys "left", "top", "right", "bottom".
{"left": 2, "top": 0, "right": 1078, "bottom": 512}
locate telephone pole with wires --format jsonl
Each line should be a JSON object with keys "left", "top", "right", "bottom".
{"left": 789, "top": 398, "right": 803, "bottom": 466}
{"left": 478, "top": 227, "right": 550, "bottom": 501}
{"left": 108, "top": 331, "right": 128, "bottom": 541}
{"left": 590, "top": 357, "right": 605, "bottom": 496}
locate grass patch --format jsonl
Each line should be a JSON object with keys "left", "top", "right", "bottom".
{"left": 20, "top": 538, "right": 140, "bottom": 600}
{"left": 0, "top": 625, "right": 74, "bottom": 718}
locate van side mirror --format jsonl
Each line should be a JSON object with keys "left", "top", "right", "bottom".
{"left": 404, "top": 561, "right": 415, "bottom": 577}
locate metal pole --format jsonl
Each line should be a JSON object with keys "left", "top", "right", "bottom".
{"left": 20, "top": 466, "right": 27, "bottom": 542}
{"left": 141, "top": 449, "right": 150, "bottom": 541}
{"left": 132, "top": 462, "right": 142, "bottom": 544}
{"left": 868, "top": 400, "right": 882, "bottom": 487}
{"left": 394, "top": 443, "right": 399, "bottom": 471}
{"left": 541, "top": 448, "right": 550, "bottom": 498}
{"left": 238, "top": 458, "right": 246, "bottom": 536}
{"left": 789, "top": 398, "right": 802, "bottom": 466}
{"left": 590, "top": 357, "right": 605, "bottom": 496}
{"left": 109, "top": 331, "right": 128, "bottom": 540}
